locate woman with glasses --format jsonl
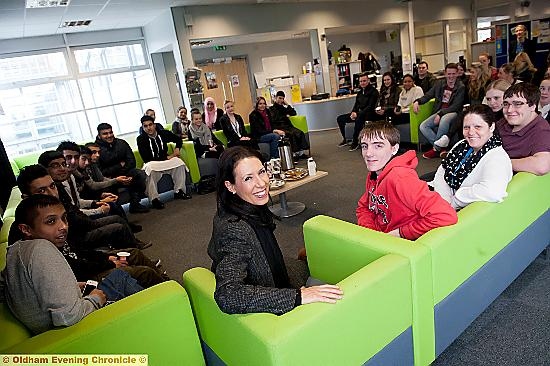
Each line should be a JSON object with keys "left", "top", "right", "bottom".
{"left": 538, "top": 77, "right": 550, "bottom": 123}
{"left": 431, "top": 104, "right": 512, "bottom": 210}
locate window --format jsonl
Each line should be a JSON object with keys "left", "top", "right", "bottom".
{"left": 0, "top": 41, "right": 162, "bottom": 157}
{"left": 476, "top": 16, "right": 510, "bottom": 42}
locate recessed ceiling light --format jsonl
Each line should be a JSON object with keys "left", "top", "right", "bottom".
{"left": 61, "top": 20, "right": 92, "bottom": 28}
{"left": 26, "top": 0, "right": 70, "bottom": 8}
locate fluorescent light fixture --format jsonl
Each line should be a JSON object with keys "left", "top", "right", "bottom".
{"left": 61, "top": 20, "right": 92, "bottom": 27}
{"left": 26, "top": 0, "right": 70, "bottom": 8}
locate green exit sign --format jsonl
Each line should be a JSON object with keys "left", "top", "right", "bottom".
{"left": 214, "top": 46, "right": 227, "bottom": 51}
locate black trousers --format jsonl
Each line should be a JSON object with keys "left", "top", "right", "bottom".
{"left": 337, "top": 114, "right": 365, "bottom": 143}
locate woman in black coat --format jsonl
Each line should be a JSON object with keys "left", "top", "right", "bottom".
{"left": 248, "top": 96, "right": 283, "bottom": 158}
{"left": 219, "top": 101, "right": 259, "bottom": 150}
{"left": 208, "top": 146, "right": 343, "bottom": 314}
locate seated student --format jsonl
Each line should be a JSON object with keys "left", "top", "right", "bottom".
{"left": 188, "top": 109, "right": 224, "bottom": 159}
{"left": 513, "top": 52, "right": 537, "bottom": 83}
{"left": 431, "top": 105, "right": 513, "bottom": 210}
{"left": 137, "top": 115, "right": 192, "bottom": 210}
{"left": 203, "top": 97, "right": 225, "bottom": 131}
{"left": 356, "top": 121, "right": 458, "bottom": 240}
{"left": 270, "top": 91, "right": 310, "bottom": 158}
{"left": 415, "top": 63, "right": 466, "bottom": 159}
{"left": 8, "top": 195, "right": 167, "bottom": 289}
{"left": 374, "top": 72, "right": 402, "bottom": 124}
{"left": 538, "top": 77, "right": 550, "bottom": 123}
{"left": 248, "top": 96, "right": 282, "bottom": 159}
{"left": 82, "top": 142, "right": 133, "bottom": 195}
{"left": 95, "top": 123, "right": 149, "bottom": 214}
{"left": 208, "top": 146, "right": 343, "bottom": 314}
{"left": 17, "top": 163, "right": 150, "bottom": 251}
{"left": 57, "top": 141, "right": 114, "bottom": 217}
{"left": 74, "top": 146, "right": 142, "bottom": 233}
{"left": 1, "top": 194, "right": 143, "bottom": 335}
{"left": 498, "top": 63, "right": 522, "bottom": 86}
{"left": 393, "top": 74, "right": 424, "bottom": 125}
{"left": 219, "top": 100, "right": 260, "bottom": 150}
{"left": 496, "top": 82, "right": 550, "bottom": 175}
{"left": 171, "top": 106, "right": 190, "bottom": 139}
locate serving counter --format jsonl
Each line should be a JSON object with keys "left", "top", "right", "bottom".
{"left": 293, "top": 95, "right": 356, "bottom": 131}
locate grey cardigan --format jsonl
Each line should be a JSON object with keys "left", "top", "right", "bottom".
{"left": 207, "top": 212, "right": 298, "bottom": 315}
{"left": 415, "top": 78, "right": 465, "bottom": 117}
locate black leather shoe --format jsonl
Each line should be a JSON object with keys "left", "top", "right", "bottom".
{"left": 136, "top": 240, "right": 153, "bottom": 250}
{"left": 174, "top": 190, "right": 192, "bottom": 200}
{"left": 129, "top": 223, "right": 143, "bottom": 233}
{"left": 151, "top": 198, "right": 165, "bottom": 210}
{"left": 129, "top": 202, "right": 149, "bottom": 214}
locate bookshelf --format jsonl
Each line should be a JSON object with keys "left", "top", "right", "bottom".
{"left": 331, "top": 61, "right": 362, "bottom": 96}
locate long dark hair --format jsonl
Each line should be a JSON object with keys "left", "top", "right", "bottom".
{"left": 216, "top": 146, "right": 275, "bottom": 226}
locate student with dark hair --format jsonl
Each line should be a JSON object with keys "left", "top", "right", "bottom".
{"left": 498, "top": 63, "right": 521, "bottom": 86}
{"left": 17, "top": 163, "right": 150, "bottom": 251}
{"left": 415, "top": 63, "right": 466, "bottom": 159}
{"left": 248, "top": 96, "right": 282, "bottom": 158}
{"left": 394, "top": 74, "right": 424, "bottom": 125}
{"left": 270, "top": 91, "right": 310, "bottom": 157}
{"left": 431, "top": 105, "right": 512, "bottom": 210}
{"left": 356, "top": 121, "right": 457, "bottom": 240}
{"left": 95, "top": 123, "right": 149, "bottom": 214}
{"left": 172, "top": 106, "right": 190, "bottom": 139}
{"left": 414, "top": 61, "right": 436, "bottom": 93}
{"left": 1, "top": 194, "right": 143, "bottom": 335}
{"left": 188, "top": 109, "right": 224, "bottom": 159}
{"left": 208, "top": 146, "right": 343, "bottom": 315}
{"left": 137, "top": 115, "right": 191, "bottom": 209}
{"left": 374, "top": 72, "right": 402, "bottom": 123}
{"left": 335, "top": 74, "right": 379, "bottom": 151}
{"left": 497, "top": 82, "right": 550, "bottom": 175}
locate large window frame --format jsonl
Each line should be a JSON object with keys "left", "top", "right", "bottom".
{"left": 0, "top": 40, "right": 162, "bottom": 157}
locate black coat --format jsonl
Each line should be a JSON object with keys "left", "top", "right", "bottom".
{"left": 136, "top": 129, "right": 182, "bottom": 164}
{"left": 95, "top": 136, "right": 136, "bottom": 178}
{"left": 249, "top": 109, "right": 274, "bottom": 139}
{"left": 219, "top": 113, "right": 250, "bottom": 145}
{"left": 351, "top": 85, "right": 379, "bottom": 121}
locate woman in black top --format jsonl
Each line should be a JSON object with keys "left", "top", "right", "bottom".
{"left": 219, "top": 100, "right": 259, "bottom": 150}
{"left": 208, "top": 147, "right": 343, "bottom": 314}
{"left": 249, "top": 96, "right": 283, "bottom": 158}
{"left": 375, "top": 72, "right": 401, "bottom": 123}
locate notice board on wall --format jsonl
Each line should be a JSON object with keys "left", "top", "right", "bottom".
{"left": 262, "top": 55, "right": 290, "bottom": 79}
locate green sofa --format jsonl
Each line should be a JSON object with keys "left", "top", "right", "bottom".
{"left": 305, "top": 172, "right": 550, "bottom": 365}
{"left": 183, "top": 216, "right": 416, "bottom": 365}
{"left": 0, "top": 281, "right": 205, "bottom": 365}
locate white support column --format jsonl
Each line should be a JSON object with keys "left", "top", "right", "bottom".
{"left": 170, "top": 7, "right": 196, "bottom": 110}
{"left": 310, "top": 28, "right": 331, "bottom": 94}
{"left": 407, "top": 1, "right": 417, "bottom": 72}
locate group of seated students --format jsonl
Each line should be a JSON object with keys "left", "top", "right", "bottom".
{"left": 3, "top": 67, "right": 549, "bottom": 336}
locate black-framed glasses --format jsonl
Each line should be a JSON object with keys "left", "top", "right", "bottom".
{"left": 502, "top": 101, "right": 527, "bottom": 108}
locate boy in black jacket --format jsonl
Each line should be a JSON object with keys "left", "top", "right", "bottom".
{"left": 136, "top": 115, "right": 191, "bottom": 209}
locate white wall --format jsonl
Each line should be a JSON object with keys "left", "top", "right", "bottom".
{"left": 191, "top": 37, "right": 313, "bottom": 87}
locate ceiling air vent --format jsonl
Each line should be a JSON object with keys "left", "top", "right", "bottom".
{"left": 26, "top": 0, "right": 70, "bottom": 8}
{"left": 190, "top": 40, "right": 213, "bottom": 47}
{"left": 61, "top": 20, "right": 92, "bottom": 28}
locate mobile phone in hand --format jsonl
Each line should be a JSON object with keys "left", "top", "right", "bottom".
{"left": 82, "top": 280, "right": 98, "bottom": 296}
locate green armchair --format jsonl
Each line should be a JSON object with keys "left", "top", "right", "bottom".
{"left": 183, "top": 215, "right": 415, "bottom": 365}
{"left": 0, "top": 281, "right": 205, "bottom": 365}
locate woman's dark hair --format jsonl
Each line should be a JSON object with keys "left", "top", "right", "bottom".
{"left": 216, "top": 146, "right": 275, "bottom": 225}
{"left": 255, "top": 96, "right": 267, "bottom": 110}
{"left": 381, "top": 71, "right": 396, "bottom": 87}
{"left": 402, "top": 74, "right": 415, "bottom": 82}
{"left": 463, "top": 104, "right": 496, "bottom": 127}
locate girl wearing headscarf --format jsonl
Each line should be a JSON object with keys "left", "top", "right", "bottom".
{"left": 203, "top": 97, "right": 224, "bottom": 130}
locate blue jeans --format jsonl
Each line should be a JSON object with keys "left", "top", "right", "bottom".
{"left": 98, "top": 269, "right": 144, "bottom": 302}
{"left": 259, "top": 133, "right": 280, "bottom": 158}
{"left": 419, "top": 112, "right": 458, "bottom": 147}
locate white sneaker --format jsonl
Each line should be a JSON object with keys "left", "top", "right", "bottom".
{"left": 434, "top": 135, "right": 450, "bottom": 148}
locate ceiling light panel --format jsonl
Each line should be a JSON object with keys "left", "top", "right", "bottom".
{"left": 26, "top": 0, "right": 70, "bottom": 8}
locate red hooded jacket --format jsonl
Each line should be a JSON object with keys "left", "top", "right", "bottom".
{"left": 356, "top": 150, "right": 457, "bottom": 240}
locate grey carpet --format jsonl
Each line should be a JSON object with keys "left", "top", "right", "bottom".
{"left": 129, "top": 128, "right": 548, "bottom": 364}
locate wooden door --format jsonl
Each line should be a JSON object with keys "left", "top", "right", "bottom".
{"left": 200, "top": 58, "right": 254, "bottom": 118}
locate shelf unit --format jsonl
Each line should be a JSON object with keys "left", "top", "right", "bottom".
{"left": 330, "top": 60, "right": 362, "bottom": 96}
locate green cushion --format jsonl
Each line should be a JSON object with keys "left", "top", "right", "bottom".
{"left": 213, "top": 130, "right": 228, "bottom": 147}
{"left": 10, "top": 160, "right": 19, "bottom": 177}
{"left": 14, "top": 153, "right": 40, "bottom": 170}
{"left": 408, "top": 99, "right": 434, "bottom": 143}
{"left": 2, "top": 281, "right": 205, "bottom": 365}
{"left": 289, "top": 115, "right": 309, "bottom": 134}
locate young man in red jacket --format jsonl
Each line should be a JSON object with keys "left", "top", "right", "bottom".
{"left": 356, "top": 121, "right": 458, "bottom": 240}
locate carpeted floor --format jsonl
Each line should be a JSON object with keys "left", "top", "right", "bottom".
{"left": 130, "top": 128, "right": 549, "bottom": 365}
